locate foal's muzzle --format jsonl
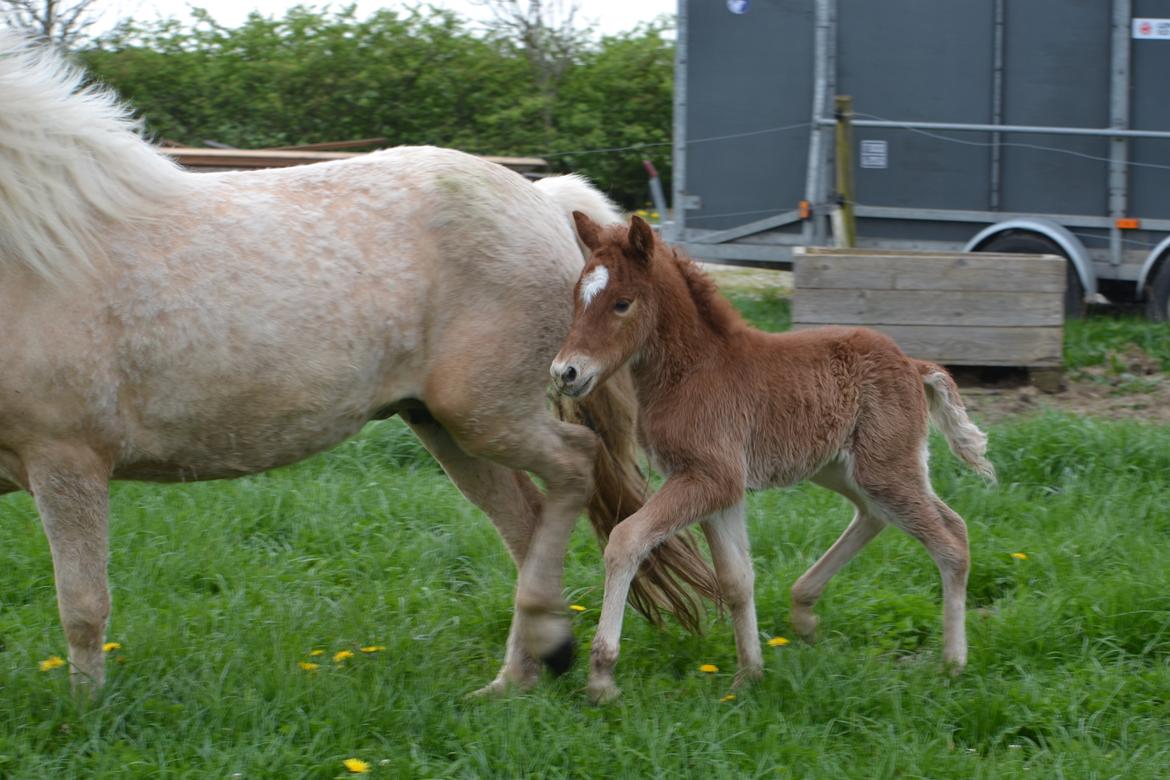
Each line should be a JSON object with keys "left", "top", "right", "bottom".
{"left": 550, "top": 357, "right": 597, "bottom": 399}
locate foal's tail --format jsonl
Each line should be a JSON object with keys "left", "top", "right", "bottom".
{"left": 916, "top": 361, "right": 997, "bottom": 483}
{"left": 553, "top": 368, "right": 721, "bottom": 634}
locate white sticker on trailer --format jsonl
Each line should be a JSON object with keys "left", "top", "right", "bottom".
{"left": 860, "top": 140, "right": 888, "bottom": 169}
{"left": 1133, "top": 18, "right": 1170, "bottom": 39}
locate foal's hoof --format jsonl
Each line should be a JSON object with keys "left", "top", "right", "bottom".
{"left": 790, "top": 608, "right": 819, "bottom": 643}
{"left": 541, "top": 635, "right": 577, "bottom": 676}
{"left": 466, "top": 674, "right": 537, "bottom": 700}
{"left": 731, "top": 666, "right": 764, "bottom": 689}
{"left": 587, "top": 679, "right": 622, "bottom": 706}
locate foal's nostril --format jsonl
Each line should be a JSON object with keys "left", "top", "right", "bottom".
{"left": 563, "top": 365, "right": 578, "bottom": 384}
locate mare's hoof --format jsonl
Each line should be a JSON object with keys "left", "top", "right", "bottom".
{"left": 732, "top": 667, "right": 764, "bottom": 689}
{"left": 790, "top": 609, "right": 819, "bottom": 643}
{"left": 541, "top": 636, "right": 576, "bottom": 676}
{"left": 587, "top": 679, "right": 622, "bottom": 706}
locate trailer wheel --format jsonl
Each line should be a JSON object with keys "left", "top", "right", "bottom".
{"left": 1146, "top": 257, "right": 1170, "bottom": 322}
{"left": 978, "top": 232, "right": 1086, "bottom": 318}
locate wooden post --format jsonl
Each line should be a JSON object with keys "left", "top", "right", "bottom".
{"left": 834, "top": 95, "right": 857, "bottom": 248}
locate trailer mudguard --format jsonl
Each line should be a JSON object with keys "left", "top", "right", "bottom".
{"left": 964, "top": 218, "right": 1097, "bottom": 298}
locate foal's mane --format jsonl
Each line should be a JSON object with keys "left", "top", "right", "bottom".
{"left": 0, "top": 32, "right": 194, "bottom": 284}
{"left": 661, "top": 246, "right": 747, "bottom": 338}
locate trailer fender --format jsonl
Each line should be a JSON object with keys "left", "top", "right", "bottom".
{"left": 1135, "top": 235, "right": 1170, "bottom": 298}
{"left": 963, "top": 219, "right": 1097, "bottom": 298}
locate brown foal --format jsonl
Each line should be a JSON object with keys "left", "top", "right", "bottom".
{"left": 551, "top": 214, "right": 995, "bottom": 704}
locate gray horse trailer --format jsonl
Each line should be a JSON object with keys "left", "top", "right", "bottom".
{"left": 666, "top": 0, "right": 1170, "bottom": 317}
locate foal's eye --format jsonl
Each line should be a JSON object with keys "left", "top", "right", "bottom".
{"left": 613, "top": 299, "right": 632, "bottom": 314}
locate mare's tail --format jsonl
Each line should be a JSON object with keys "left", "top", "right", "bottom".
{"left": 552, "top": 370, "right": 721, "bottom": 633}
{"left": 537, "top": 172, "right": 721, "bottom": 633}
{"left": 915, "top": 361, "right": 997, "bottom": 483}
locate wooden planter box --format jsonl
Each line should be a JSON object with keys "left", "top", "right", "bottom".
{"left": 792, "top": 247, "right": 1065, "bottom": 377}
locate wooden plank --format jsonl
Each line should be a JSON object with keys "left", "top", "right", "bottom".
{"left": 793, "top": 253, "right": 1066, "bottom": 293}
{"left": 790, "top": 323, "right": 1063, "bottom": 367}
{"left": 793, "top": 289, "right": 1063, "bottom": 327}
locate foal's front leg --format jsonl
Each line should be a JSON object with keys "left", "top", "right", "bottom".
{"left": 590, "top": 473, "right": 738, "bottom": 704}
{"left": 701, "top": 501, "right": 762, "bottom": 686}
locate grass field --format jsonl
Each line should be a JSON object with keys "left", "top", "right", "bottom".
{"left": 2, "top": 299, "right": 1169, "bottom": 779}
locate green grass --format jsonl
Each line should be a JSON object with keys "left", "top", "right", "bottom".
{"left": 3, "top": 300, "right": 1170, "bottom": 778}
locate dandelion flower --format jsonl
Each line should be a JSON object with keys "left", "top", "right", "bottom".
{"left": 360, "top": 646, "right": 386, "bottom": 653}
{"left": 569, "top": 604, "right": 587, "bottom": 613}
{"left": 102, "top": 642, "right": 122, "bottom": 653}
{"left": 650, "top": 211, "right": 660, "bottom": 219}
{"left": 308, "top": 649, "right": 325, "bottom": 657}
{"left": 343, "top": 758, "right": 371, "bottom": 774}
{"left": 334, "top": 650, "right": 355, "bottom": 663}
{"left": 38, "top": 655, "right": 66, "bottom": 672}
{"left": 699, "top": 663, "right": 719, "bottom": 673}
{"left": 298, "top": 662, "right": 320, "bottom": 672}
{"left": 767, "top": 636, "right": 790, "bottom": 647}
{"left": 1011, "top": 552, "right": 1028, "bottom": 560}
{"left": 720, "top": 693, "right": 736, "bottom": 702}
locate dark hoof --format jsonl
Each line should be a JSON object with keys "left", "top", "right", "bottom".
{"left": 541, "top": 636, "right": 576, "bottom": 676}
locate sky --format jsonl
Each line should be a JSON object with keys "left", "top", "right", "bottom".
{"left": 92, "top": 0, "right": 677, "bottom": 36}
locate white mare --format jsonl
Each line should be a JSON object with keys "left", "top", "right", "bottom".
{"left": 0, "top": 33, "right": 715, "bottom": 695}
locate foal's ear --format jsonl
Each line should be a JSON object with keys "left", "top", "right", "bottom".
{"left": 572, "top": 211, "right": 602, "bottom": 252}
{"left": 628, "top": 215, "right": 655, "bottom": 262}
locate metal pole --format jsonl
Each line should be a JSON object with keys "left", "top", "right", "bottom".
{"left": 669, "top": 0, "right": 689, "bottom": 243}
{"left": 1108, "top": 0, "right": 1132, "bottom": 269}
{"left": 803, "top": 0, "right": 833, "bottom": 245}
{"left": 989, "top": 0, "right": 1006, "bottom": 211}
{"left": 814, "top": 117, "right": 1170, "bottom": 140}
{"left": 834, "top": 95, "right": 856, "bottom": 247}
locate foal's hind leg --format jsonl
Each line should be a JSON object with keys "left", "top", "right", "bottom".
{"left": 26, "top": 447, "right": 111, "bottom": 692}
{"left": 701, "top": 501, "right": 762, "bottom": 686}
{"left": 853, "top": 463, "right": 970, "bottom": 670}
{"left": 402, "top": 413, "right": 545, "bottom": 695}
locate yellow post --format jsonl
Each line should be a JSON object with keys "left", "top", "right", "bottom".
{"left": 834, "top": 95, "right": 857, "bottom": 248}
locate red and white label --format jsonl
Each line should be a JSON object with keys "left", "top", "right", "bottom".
{"left": 1133, "top": 18, "right": 1170, "bottom": 39}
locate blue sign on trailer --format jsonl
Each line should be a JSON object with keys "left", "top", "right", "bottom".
{"left": 668, "top": 0, "right": 1170, "bottom": 318}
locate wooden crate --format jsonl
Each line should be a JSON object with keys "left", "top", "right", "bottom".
{"left": 792, "top": 247, "right": 1065, "bottom": 370}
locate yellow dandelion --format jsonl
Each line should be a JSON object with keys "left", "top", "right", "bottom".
{"left": 298, "top": 662, "right": 320, "bottom": 672}
{"left": 308, "top": 649, "right": 325, "bottom": 657}
{"left": 720, "top": 693, "right": 736, "bottom": 702}
{"left": 102, "top": 642, "right": 122, "bottom": 653}
{"left": 360, "top": 645, "right": 386, "bottom": 653}
{"left": 1011, "top": 552, "right": 1028, "bottom": 560}
{"left": 38, "top": 655, "right": 66, "bottom": 672}
{"left": 767, "top": 636, "right": 790, "bottom": 647}
{"left": 334, "top": 650, "right": 355, "bottom": 663}
{"left": 343, "top": 757, "right": 371, "bottom": 774}
{"left": 699, "top": 663, "right": 719, "bottom": 673}
{"left": 650, "top": 211, "right": 660, "bottom": 220}
{"left": 569, "top": 604, "right": 587, "bottom": 613}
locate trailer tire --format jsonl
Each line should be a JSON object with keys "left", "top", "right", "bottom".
{"left": 978, "top": 232, "right": 1086, "bottom": 319}
{"left": 1146, "top": 257, "right": 1170, "bottom": 322}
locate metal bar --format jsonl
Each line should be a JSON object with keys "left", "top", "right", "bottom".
{"left": 668, "top": 0, "right": 689, "bottom": 243}
{"left": 689, "top": 210, "right": 804, "bottom": 244}
{"left": 803, "top": 0, "right": 833, "bottom": 245}
{"left": 855, "top": 204, "right": 1170, "bottom": 233}
{"left": 1108, "top": 0, "right": 1132, "bottom": 267}
{"left": 989, "top": 0, "right": 1006, "bottom": 211}
{"left": 815, "top": 117, "right": 1170, "bottom": 140}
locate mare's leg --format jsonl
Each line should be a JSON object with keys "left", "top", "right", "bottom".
{"left": 26, "top": 446, "right": 111, "bottom": 692}
{"left": 401, "top": 412, "right": 545, "bottom": 695}
{"left": 590, "top": 473, "right": 738, "bottom": 704}
{"left": 700, "top": 501, "right": 762, "bottom": 686}
{"left": 792, "top": 460, "right": 886, "bottom": 641}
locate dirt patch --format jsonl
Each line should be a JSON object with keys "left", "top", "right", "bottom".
{"left": 960, "top": 346, "right": 1170, "bottom": 425}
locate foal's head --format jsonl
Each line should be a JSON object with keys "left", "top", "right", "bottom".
{"left": 551, "top": 212, "right": 661, "bottom": 398}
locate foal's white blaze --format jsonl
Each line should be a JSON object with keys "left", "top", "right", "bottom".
{"left": 579, "top": 265, "right": 609, "bottom": 307}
